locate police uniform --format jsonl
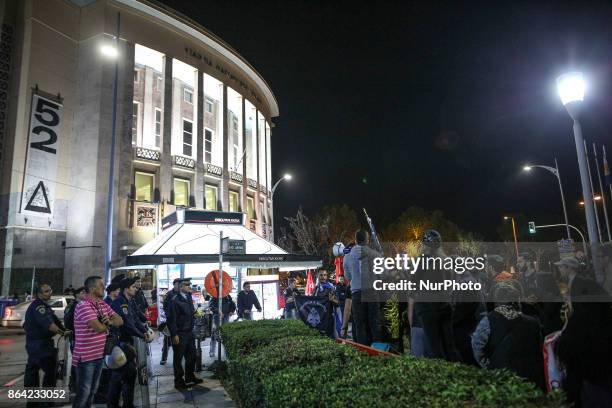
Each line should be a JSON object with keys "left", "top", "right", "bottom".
{"left": 24, "top": 298, "right": 64, "bottom": 389}
{"left": 167, "top": 284, "right": 197, "bottom": 387}
{"left": 107, "top": 291, "right": 145, "bottom": 408}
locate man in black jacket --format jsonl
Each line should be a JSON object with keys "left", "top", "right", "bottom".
{"left": 133, "top": 276, "right": 149, "bottom": 315}
{"left": 167, "top": 279, "right": 202, "bottom": 389}
{"left": 237, "top": 282, "right": 261, "bottom": 320}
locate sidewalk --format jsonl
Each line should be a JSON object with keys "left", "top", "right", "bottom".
{"left": 61, "top": 334, "right": 235, "bottom": 408}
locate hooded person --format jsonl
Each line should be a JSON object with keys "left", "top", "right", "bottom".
{"left": 555, "top": 257, "right": 612, "bottom": 407}
{"left": 471, "top": 283, "right": 545, "bottom": 390}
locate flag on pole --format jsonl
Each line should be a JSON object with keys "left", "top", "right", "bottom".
{"left": 305, "top": 270, "right": 315, "bottom": 295}
{"left": 604, "top": 145, "right": 612, "bottom": 186}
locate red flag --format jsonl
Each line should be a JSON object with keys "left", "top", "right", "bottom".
{"left": 334, "top": 257, "right": 344, "bottom": 283}
{"left": 305, "top": 270, "right": 315, "bottom": 295}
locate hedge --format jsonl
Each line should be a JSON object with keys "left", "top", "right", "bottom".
{"left": 219, "top": 318, "right": 318, "bottom": 360}
{"left": 232, "top": 335, "right": 360, "bottom": 407}
{"left": 263, "top": 356, "right": 567, "bottom": 408}
{"left": 221, "top": 319, "right": 567, "bottom": 408}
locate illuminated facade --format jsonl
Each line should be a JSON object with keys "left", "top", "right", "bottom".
{"left": 0, "top": 0, "right": 278, "bottom": 294}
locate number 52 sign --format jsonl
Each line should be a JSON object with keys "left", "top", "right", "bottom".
{"left": 20, "top": 93, "right": 63, "bottom": 216}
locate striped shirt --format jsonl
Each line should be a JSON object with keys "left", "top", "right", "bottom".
{"left": 72, "top": 296, "right": 115, "bottom": 365}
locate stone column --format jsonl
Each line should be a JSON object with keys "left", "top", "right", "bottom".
{"left": 159, "top": 56, "right": 173, "bottom": 213}
{"left": 195, "top": 71, "right": 204, "bottom": 208}
{"left": 221, "top": 84, "right": 228, "bottom": 211}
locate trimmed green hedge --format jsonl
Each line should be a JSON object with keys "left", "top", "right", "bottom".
{"left": 263, "top": 356, "right": 566, "bottom": 407}
{"left": 233, "top": 335, "right": 360, "bottom": 407}
{"left": 221, "top": 319, "right": 567, "bottom": 408}
{"left": 219, "top": 318, "right": 318, "bottom": 360}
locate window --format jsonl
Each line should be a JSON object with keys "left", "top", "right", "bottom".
{"left": 205, "top": 98, "right": 214, "bottom": 113}
{"left": 135, "top": 172, "right": 154, "bottom": 202}
{"left": 247, "top": 197, "right": 255, "bottom": 220}
{"left": 184, "top": 87, "right": 193, "bottom": 104}
{"left": 182, "top": 119, "right": 193, "bottom": 156}
{"left": 229, "top": 191, "right": 239, "bottom": 212}
{"left": 174, "top": 178, "right": 190, "bottom": 207}
{"left": 156, "top": 75, "right": 163, "bottom": 91}
{"left": 154, "top": 108, "right": 162, "bottom": 148}
{"left": 134, "top": 70, "right": 139, "bottom": 83}
{"left": 204, "top": 129, "right": 213, "bottom": 163}
{"left": 132, "top": 102, "right": 139, "bottom": 144}
{"left": 260, "top": 201, "right": 266, "bottom": 223}
{"left": 205, "top": 185, "right": 218, "bottom": 210}
{"left": 230, "top": 113, "right": 239, "bottom": 169}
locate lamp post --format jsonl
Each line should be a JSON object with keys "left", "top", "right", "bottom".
{"left": 504, "top": 216, "right": 519, "bottom": 261}
{"left": 523, "top": 158, "right": 570, "bottom": 239}
{"left": 103, "top": 12, "right": 120, "bottom": 285}
{"left": 557, "top": 71, "right": 601, "bottom": 279}
{"left": 269, "top": 174, "right": 291, "bottom": 242}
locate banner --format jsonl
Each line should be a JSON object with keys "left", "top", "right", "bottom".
{"left": 295, "top": 295, "right": 333, "bottom": 337}
{"left": 20, "top": 93, "right": 63, "bottom": 217}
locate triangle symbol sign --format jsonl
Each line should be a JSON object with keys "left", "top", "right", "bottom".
{"left": 25, "top": 181, "right": 51, "bottom": 214}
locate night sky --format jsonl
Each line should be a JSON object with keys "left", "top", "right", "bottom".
{"left": 160, "top": 0, "right": 612, "bottom": 240}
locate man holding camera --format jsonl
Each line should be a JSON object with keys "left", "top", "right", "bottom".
{"left": 72, "top": 276, "right": 123, "bottom": 408}
{"left": 167, "top": 278, "right": 202, "bottom": 390}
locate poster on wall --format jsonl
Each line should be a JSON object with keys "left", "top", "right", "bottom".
{"left": 136, "top": 203, "right": 157, "bottom": 228}
{"left": 20, "top": 92, "right": 63, "bottom": 217}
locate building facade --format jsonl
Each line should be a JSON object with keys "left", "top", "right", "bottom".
{"left": 0, "top": 0, "right": 279, "bottom": 295}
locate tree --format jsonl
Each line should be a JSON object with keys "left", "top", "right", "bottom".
{"left": 383, "top": 206, "right": 461, "bottom": 244}
{"left": 284, "top": 205, "right": 361, "bottom": 269}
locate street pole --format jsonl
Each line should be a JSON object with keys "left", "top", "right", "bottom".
{"left": 30, "top": 266, "right": 36, "bottom": 298}
{"left": 584, "top": 139, "right": 602, "bottom": 242}
{"left": 593, "top": 143, "right": 611, "bottom": 241}
{"left": 554, "top": 158, "right": 571, "bottom": 240}
{"left": 534, "top": 223, "right": 588, "bottom": 258}
{"left": 104, "top": 12, "right": 120, "bottom": 286}
{"left": 270, "top": 175, "right": 291, "bottom": 243}
{"left": 218, "top": 230, "right": 223, "bottom": 363}
{"left": 511, "top": 217, "right": 519, "bottom": 261}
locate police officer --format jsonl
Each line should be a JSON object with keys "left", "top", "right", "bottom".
{"left": 24, "top": 283, "right": 70, "bottom": 406}
{"left": 133, "top": 276, "right": 149, "bottom": 316}
{"left": 167, "top": 278, "right": 202, "bottom": 389}
{"left": 108, "top": 278, "right": 148, "bottom": 408}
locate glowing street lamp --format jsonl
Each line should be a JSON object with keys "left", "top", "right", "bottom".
{"left": 503, "top": 216, "right": 519, "bottom": 261}
{"left": 557, "top": 72, "right": 599, "bottom": 252}
{"left": 269, "top": 174, "right": 292, "bottom": 241}
{"left": 522, "top": 158, "right": 570, "bottom": 239}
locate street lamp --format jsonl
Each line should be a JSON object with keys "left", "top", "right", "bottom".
{"left": 557, "top": 71, "right": 602, "bottom": 278}
{"left": 104, "top": 13, "right": 121, "bottom": 286}
{"left": 523, "top": 158, "right": 570, "bottom": 239}
{"left": 503, "top": 216, "right": 519, "bottom": 261}
{"left": 269, "top": 174, "right": 292, "bottom": 242}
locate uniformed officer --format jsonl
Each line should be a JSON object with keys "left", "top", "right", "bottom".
{"left": 24, "top": 284, "right": 70, "bottom": 403}
{"left": 133, "top": 276, "right": 149, "bottom": 315}
{"left": 167, "top": 278, "right": 202, "bottom": 389}
{"left": 107, "top": 278, "right": 148, "bottom": 408}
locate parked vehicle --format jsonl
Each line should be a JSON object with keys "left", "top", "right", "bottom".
{"left": 1, "top": 296, "right": 73, "bottom": 327}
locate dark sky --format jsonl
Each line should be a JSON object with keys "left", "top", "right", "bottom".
{"left": 160, "top": 0, "right": 612, "bottom": 240}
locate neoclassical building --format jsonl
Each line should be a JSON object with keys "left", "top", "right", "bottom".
{"left": 0, "top": 0, "right": 279, "bottom": 294}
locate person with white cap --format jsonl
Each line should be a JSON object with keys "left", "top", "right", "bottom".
{"left": 555, "top": 256, "right": 612, "bottom": 407}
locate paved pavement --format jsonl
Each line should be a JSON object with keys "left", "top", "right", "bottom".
{"left": 0, "top": 330, "right": 235, "bottom": 407}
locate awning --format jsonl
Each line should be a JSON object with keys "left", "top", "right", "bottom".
{"left": 124, "top": 210, "right": 321, "bottom": 271}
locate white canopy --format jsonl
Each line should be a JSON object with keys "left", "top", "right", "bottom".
{"left": 124, "top": 210, "right": 321, "bottom": 271}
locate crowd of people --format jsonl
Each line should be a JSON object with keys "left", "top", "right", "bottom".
{"left": 284, "top": 228, "right": 612, "bottom": 407}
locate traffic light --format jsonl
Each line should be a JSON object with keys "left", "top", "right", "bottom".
{"left": 528, "top": 221, "right": 536, "bottom": 234}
